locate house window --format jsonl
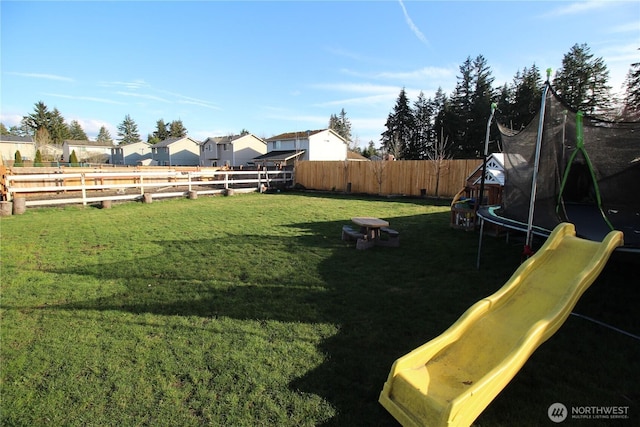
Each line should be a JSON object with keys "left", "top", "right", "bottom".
{"left": 223, "top": 144, "right": 228, "bottom": 151}
{"left": 275, "top": 141, "right": 281, "bottom": 150}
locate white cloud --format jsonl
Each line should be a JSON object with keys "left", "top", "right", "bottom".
{"left": 43, "top": 93, "right": 126, "bottom": 105}
{"left": 540, "top": 1, "right": 609, "bottom": 18}
{"left": 264, "top": 113, "right": 329, "bottom": 125}
{"left": 608, "top": 21, "right": 640, "bottom": 34}
{"left": 0, "top": 113, "right": 24, "bottom": 127}
{"left": 178, "top": 99, "right": 221, "bottom": 110}
{"left": 7, "top": 72, "right": 74, "bottom": 82}
{"left": 67, "top": 117, "right": 117, "bottom": 139}
{"left": 397, "top": 0, "right": 429, "bottom": 46}
{"left": 313, "top": 94, "right": 399, "bottom": 108}
{"left": 115, "top": 91, "right": 170, "bottom": 103}
{"left": 311, "top": 82, "right": 403, "bottom": 94}
{"left": 99, "top": 79, "right": 148, "bottom": 90}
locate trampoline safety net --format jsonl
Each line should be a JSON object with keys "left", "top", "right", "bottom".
{"left": 498, "top": 84, "right": 640, "bottom": 248}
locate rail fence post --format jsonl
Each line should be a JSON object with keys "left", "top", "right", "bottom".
{"left": 81, "top": 173, "right": 87, "bottom": 206}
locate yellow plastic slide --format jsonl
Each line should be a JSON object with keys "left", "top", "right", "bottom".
{"left": 379, "top": 223, "right": 623, "bottom": 427}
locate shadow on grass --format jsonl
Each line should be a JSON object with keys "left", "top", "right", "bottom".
{"left": 16, "top": 209, "right": 640, "bottom": 426}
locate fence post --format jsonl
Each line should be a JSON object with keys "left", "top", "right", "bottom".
{"left": 81, "top": 173, "right": 87, "bottom": 206}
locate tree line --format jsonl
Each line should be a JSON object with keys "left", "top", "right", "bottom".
{"left": 4, "top": 43, "right": 638, "bottom": 162}
{"left": 375, "top": 43, "right": 639, "bottom": 160}
{"left": 0, "top": 103, "right": 190, "bottom": 147}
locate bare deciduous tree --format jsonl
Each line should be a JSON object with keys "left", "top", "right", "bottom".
{"left": 425, "top": 128, "right": 453, "bottom": 198}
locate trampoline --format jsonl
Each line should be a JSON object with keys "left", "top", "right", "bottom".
{"left": 476, "top": 77, "right": 640, "bottom": 261}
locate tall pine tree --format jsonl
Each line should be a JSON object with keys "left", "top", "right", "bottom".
{"left": 96, "top": 126, "right": 113, "bottom": 144}
{"left": 68, "top": 120, "right": 89, "bottom": 140}
{"left": 117, "top": 115, "right": 141, "bottom": 145}
{"left": 381, "top": 88, "right": 415, "bottom": 159}
{"left": 329, "top": 108, "right": 352, "bottom": 145}
{"left": 553, "top": 43, "right": 613, "bottom": 116}
{"left": 411, "top": 91, "right": 433, "bottom": 160}
{"left": 622, "top": 55, "right": 640, "bottom": 120}
{"left": 450, "top": 55, "right": 495, "bottom": 157}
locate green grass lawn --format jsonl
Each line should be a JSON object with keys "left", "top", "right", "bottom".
{"left": 1, "top": 192, "right": 638, "bottom": 426}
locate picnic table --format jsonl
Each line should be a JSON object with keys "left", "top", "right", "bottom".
{"left": 342, "top": 217, "right": 399, "bottom": 250}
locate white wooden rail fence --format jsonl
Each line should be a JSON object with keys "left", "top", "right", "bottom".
{"left": 5, "top": 169, "right": 294, "bottom": 207}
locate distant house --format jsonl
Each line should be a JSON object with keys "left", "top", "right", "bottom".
{"left": 111, "top": 141, "right": 152, "bottom": 166}
{"left": 39, "top": 144, "right": 63, "bottom": 161}
{"left": 63, "top": 140, "right": 114, "bottom": 163}
{"left": 200, "top": 133, "right": 266, "bottom": 167}
{"left": 0, "top": 135, "right": 36, "bottom": 163}
{"left": 151, "top": 136, "right": 200, "bottom": 166}
{"left": 347, "top": 150, "right": 370, "bottom": 161}
{"left": 254, "top": 129, "right": 347, "bottom": 167}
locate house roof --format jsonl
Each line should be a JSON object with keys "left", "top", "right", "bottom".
{"left": 468, "top": 153, "right": 505, "bottom": 186}
{"left": 203, "top": 134, "right": 265, "bottom": 145}
{"left": 152, "top": 136, "right": 200, "bottom": 148}
{"left": 347, "top": 151, "right": 369, "bottom": 161}
{"left": 252, "top": 150, "right": 305, "bottom": 162}
{"left": 118, "top": 140, "right": 151, "bottom": 147}
{"left": 0, "top": 135, "right": 34, "bottom": 143}
{"left": 63, "top": 139, "right": 114, "bottom": 147}
{"left": 265, "top": 129, "right": 325, "bottom": 142}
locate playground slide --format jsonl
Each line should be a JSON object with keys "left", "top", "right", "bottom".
{"left": 379, "top": 223, "right": 623, "bottom": 427}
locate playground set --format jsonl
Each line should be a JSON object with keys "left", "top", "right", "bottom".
{"left": 379, "top": 76, "right": 639, "bottom": 426}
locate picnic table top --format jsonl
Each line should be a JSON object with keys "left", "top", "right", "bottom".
{"left": 351, "top": 217, "right": 389, "bottom": 228}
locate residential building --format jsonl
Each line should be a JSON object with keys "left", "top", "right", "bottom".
{"left": 200, "top": 133, "right": 266, "bottom": 167}
{"left": 111, "top": 141, "right": 153, "bottom": 165}
{"left": 151, "top": 136, "right": 200, "bottom": 166}
{"left": 254, "top": 129, "right": 347, "bottom": 167}
{"left": 63, "top": 140, "right": 114, "bottom": 163}
{"left": 0, "top": 135, "right": 36, "bottom": 163}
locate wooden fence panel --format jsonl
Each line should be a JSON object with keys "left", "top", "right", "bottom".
{"left": 294, "top": 160, "right": 482, "bottom": 198}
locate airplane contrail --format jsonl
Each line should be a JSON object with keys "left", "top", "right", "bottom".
{"left": 398, "top": 0, "right": 429, "bottom": 46}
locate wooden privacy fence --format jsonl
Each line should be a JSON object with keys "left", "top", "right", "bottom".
{"left": 2, "top": 167, "right": 293, "bottom": 208}
{"left": 294, "top": 160, "right": 482, "bottom": 198}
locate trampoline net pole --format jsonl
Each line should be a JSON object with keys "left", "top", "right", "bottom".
{"left": 526, "top": 77, "right": 551, "bottom": 250}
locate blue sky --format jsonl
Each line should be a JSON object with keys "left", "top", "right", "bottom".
{"left": 1, "top": 1, "right": 638, "bottom": 148}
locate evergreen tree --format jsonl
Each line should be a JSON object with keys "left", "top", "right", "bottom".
{"left": 0, "top": 123, "right": 8, "bottom": 134}
{"left": 34, "top": 149, "right": 43, "bottom": 166}
{"left": 381, "top": 88, "right": 415, "bottom": 159}
{"left": 14, "top": 150, "right": 23, "bottom": 166}
{"left": 431, "top": 87, "right": 452, "bottom": 147}
{"left": 117, "top": 115, "right": 141, "bottom": 145}
{"left": 96, "top": 126, "right": 113, "bottom": 144}
{"left": 49, "top": 108, "right": 70, "bottom": 145}
{"left": 169, "top": 119, "right": 188, "bottom": 138}
{"left": 11, "top": 119, "right": 31, "bottom": 137}
{"left": 502, "top": 64, "right": 544, "bottom": 131}
{"left": 495, "top": 83, "right": 514, "bottom": 129}
{"left": 450, "top": 55, "right": 495, "bottom": 157}
{"left": 621, "top": 56, "right": 640, "bottom": 120}
{"left": 363, "top": 140, "right": 379, "bottom": 158}
{"left": 69, "top": 150, "right": 79, "bottom": 166}
{"left": 68, "top": 120, "right": 88, "bottom": 140}
{"left": 412, "top": 91, "right": 433, "bottom": 160}
{"left": 150, "top": 119, "right": 169, "bottom": 143}
{"left": 469, "top": 55, "right": 496, "bottom": 155}
{"left": 328, "top": 108, "right": 352, "bottom": 144}
{"left": 449, "top": 57, "right": 474, "bottom": 157}
{"left": 24, "top": 101, "right": 51, "bottom": 134}
{"left": 553, "top": 43, "right": 613, "bottom": 116}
